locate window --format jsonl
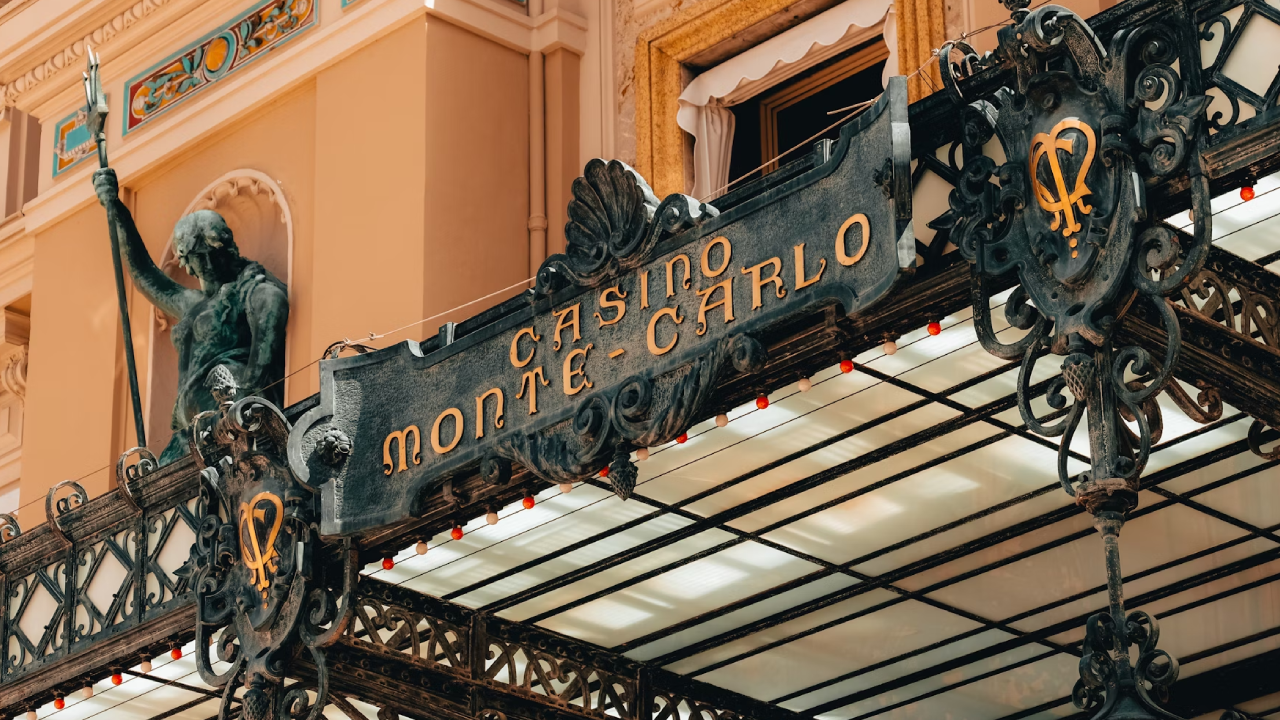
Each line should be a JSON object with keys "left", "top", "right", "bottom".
{"left": 734, "top": 39, "right": 889, "bottom": 180}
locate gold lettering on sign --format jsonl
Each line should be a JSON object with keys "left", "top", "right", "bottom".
{"left": 701, "top": 236, "right": 732, "bottom": 278}
{"left": 743, "top": 257, "right": 786, "bottom": 309}
{"left": 518, "top": 366, "right": 549, "bottom": 414}
{"left": 647, "top": 306, "right": 683, "bottom": 355}
{"left": 696, "top": 279, "right": 735, "bottom": 335}
{"left": 666, "top": 255, "right": 692, "bottom": 297}
{"left": 240, "top": 492, "right": 283, "bottom": 603}
{"left": 641, "top": 270, "right": 651, "bottom": 309}
{"left": 432, "top": 408, "right": 464, "bottom": 454}
{"left": 594, "top": 286, "right": 628, "bottom": 327}
{"left": 475, "top": 388, "right": 505, "bottom": 439}
{"left": 511, "top": 327, "right": 540, "bottom": 368}
{"left": 836, "top": 214, "right": 870, "bottom": 266}
{"left": 563, "top": 344, "right": 595, "bottom": 395}
{"left": 552, "top": 304, "right": 581, "bottom": 351}
{"left": 1030, "top": 118, "right": 1095, "bottom": 239}
{"left": 383, "top": 426, "right": 422, "bottom": 475}
{"left": 794, "top": 243, "right": 826, "bottom": 289}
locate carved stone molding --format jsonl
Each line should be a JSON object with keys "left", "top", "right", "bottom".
{"left": 0, "top": 0, "right": 176, "bottom": 107}
{"left": 0, "top": 345, "right": 26, "bottom": 400}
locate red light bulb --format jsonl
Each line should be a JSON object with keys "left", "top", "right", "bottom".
{"left": 54, "top": 697, "right": 65, "bottom": 710}
{"left": 170, "top": 647, "right": 182, "bottom": 661}
{"left": 599, "top": 465, "right": 609, "bottom": 477}
{"left": 839, "top": 359, "right": 854, "bottom": 373}
{"left": 927, "top": 321, "right": 942, "bottom": 336}
{"left": 381, "top": 557, "right": 394, "bottom": 571}
{"left": 755, "top": 395, "right": 769, "bottom": 410}
{"left": 1241, "top": 185, "right": 1255, "bottom": 201}
{"left": 676, "top": 432, "right": 688, "bottom": 444}
{"left": 450, "top": 525, "right": 464, "bottom": 541}
{"left": 522, "top": 495, "right": 536, "bottom": 510}
{"left": 111, "top": 673, "right": 122, "bottom": 686}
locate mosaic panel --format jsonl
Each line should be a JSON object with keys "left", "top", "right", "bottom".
{"left": 123, "top": 0, "right": 316, "bottom": 134}
{"left": 51, "top": 105, "right": 96, "bottom": 178}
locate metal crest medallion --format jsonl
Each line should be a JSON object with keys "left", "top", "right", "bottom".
{"left": 935, "top": 2, "right": 1214, "bottom": 497}
{"left": 182, "top": 387, "right": 356, "bottom": 720}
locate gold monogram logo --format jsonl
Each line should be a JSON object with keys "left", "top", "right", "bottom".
{"left": 1030, "top": 119, "right": 1096, "bottom": 256}
{"left": 239, "top": 492, "right": 284, "bottom": 604}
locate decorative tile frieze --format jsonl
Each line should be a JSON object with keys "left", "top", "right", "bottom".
{"left": 51, "top": 105, "right": 96, "bottom": 178}
{"left": 123, "top": 0, "right": 316, "bottom": 134}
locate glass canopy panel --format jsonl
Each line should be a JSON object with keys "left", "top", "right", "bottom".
{"left": 689, "top": 598, "right": 990, "bottom": 699}
{"left": 538, "top": 539, "right": 824, "bottom": 646}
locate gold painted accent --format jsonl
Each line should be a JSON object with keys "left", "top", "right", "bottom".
{"left": 518, "top": 367, "right": 549, "bottom": 414}
{"left": 1030, "top": 119, "right": 1096, "bottom": 238}
{"left": 836, "top": 214, "right": 871, "bottom": 266}
{"left": 383, "top": 426, "right": 422, "bottom": 475}
{"left": 895, "top": 0, "right": 946, "bottom": 102}
{"left": 240, "top": 492, "right": 284, "bottom": 602}
{"left": 695, "top": 278, "right": 735, "bottom": 335}
{"left": 551, "top": 304, "right": 581, "bottom": 351}
{"left": 475, "top": 388, "right": 505, "bottom": 439}
{"left": 743, "top": 257, "right": 786, "bottom": 309}
{"left": 641, "top": 270, "right": 651, "bottom": 309}
{"left": 794, "top": 243, "right": 827, "bottom": 289}
{"left": 666, "top": 254, "right": 692, "bottom": 297}
{"left": 510, "top": 327, "right": 540, "bottom": 368}
{"left": 1072, "top": 250, "right": 1079, "bottom": 258}
{"left": 431, "top": 408, "right": 464, "bottom": 454}
{"left": 701, "top": 237, "right": 732, "bottom": 278}
{"left": 563, "top": 344, "right": 595, "bottom": 395}
{"left": 635, "top": 0, "right": 945, "bottom": 194}
{"left": 594, "top": 286, "right": 628, "bottom": 327}
{"left": 1069, "top": 237, "right": 1078, "bottom": 248}
{"left": 647, "top": 306, "right": 683, "bottom": 355}
{"left": 609, "top": 348, "right": 625, "bottom": 359}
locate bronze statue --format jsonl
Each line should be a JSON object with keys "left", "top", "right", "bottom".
{"left": 93, "top": 168, "right": 289, "bottom": 464}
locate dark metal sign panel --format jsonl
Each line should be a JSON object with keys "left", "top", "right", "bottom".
{"left": 289, "top": 77, "right": 914, "bottom": 537}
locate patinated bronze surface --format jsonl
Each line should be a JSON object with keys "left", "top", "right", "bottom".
{"left": 93, "top": 168, "right": 288, "bottom": 464}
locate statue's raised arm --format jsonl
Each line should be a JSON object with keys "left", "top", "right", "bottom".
{"left": 93, "top": 168, "right": 197, "bottom": 319}
{"left": 91, "top": 166, "right": 289, "bottom": 464}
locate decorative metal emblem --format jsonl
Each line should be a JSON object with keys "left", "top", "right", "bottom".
{"left": 181, "top": 382, "right": 355, "bottom": 720}
{"left": 937, "top": 4, "right": 1218, "bottom": 719}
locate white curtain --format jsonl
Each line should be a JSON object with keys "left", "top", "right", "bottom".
{"left": 688, "top": 101, "right": 736, "bottom": 201}
{"left": 676, "top": 0, "right": 896, "bottom": 200}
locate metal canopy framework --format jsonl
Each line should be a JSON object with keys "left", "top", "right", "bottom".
{"left": 4, "top": 0, "right": 1280, "bottom": 718}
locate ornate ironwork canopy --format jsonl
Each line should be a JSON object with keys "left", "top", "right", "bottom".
{"left": 4, "top": 0, "right": 1280, "bottom": 719}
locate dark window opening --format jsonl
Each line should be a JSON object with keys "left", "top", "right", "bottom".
{"left": 727, "top": 39, "right": 889, "bottom": 187}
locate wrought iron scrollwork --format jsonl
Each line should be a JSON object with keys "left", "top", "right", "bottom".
{"left": 496, "top": 333, "right": 767, "bottom": 499}
{"left": 183, "top": 396, "right": 355, "bottom": 720}
{"left": 936, "top": 4, "right": 1224, "bottom": 718}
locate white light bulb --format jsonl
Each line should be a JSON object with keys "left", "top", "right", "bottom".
{"left": 882, "top": 340, "right": 898, "bottom": 356}
{"left": 798, "top": 377, "right": 812, "bottom": 392}
{"left": 635, "top": 447, "right": 650, "bottom": 461}
{"left": 558, "top": 482, "right": 573, "bottom": 493}
{"left": 485, "top": 511, "right": 499, "bottom": 525}
{"left": 82, "top": 686, "right": 93, "bottom": 699}
{"left": 415, "top": 541, "right": 428, "bottom": 555}
{"left": 715, "top": 414, "right": 729, "bottom": 427}
{"left": 140, "top": 660, "right": 152, "bottom": 673}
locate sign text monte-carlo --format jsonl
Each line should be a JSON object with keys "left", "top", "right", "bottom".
{"left": 289, "top": 77, "right": 914, "bottom": 536}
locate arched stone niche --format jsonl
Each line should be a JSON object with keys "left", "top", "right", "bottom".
{"left": 145, "top": 170, "right": 293, "bottom": 451}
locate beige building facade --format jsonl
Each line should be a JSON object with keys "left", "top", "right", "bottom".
{"left": 0, "top": 0, "right": 1110, "bottom": 530}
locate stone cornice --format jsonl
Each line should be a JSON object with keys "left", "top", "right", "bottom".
{"left": 0, "top": 0, "right": 201, "bottom": 113}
